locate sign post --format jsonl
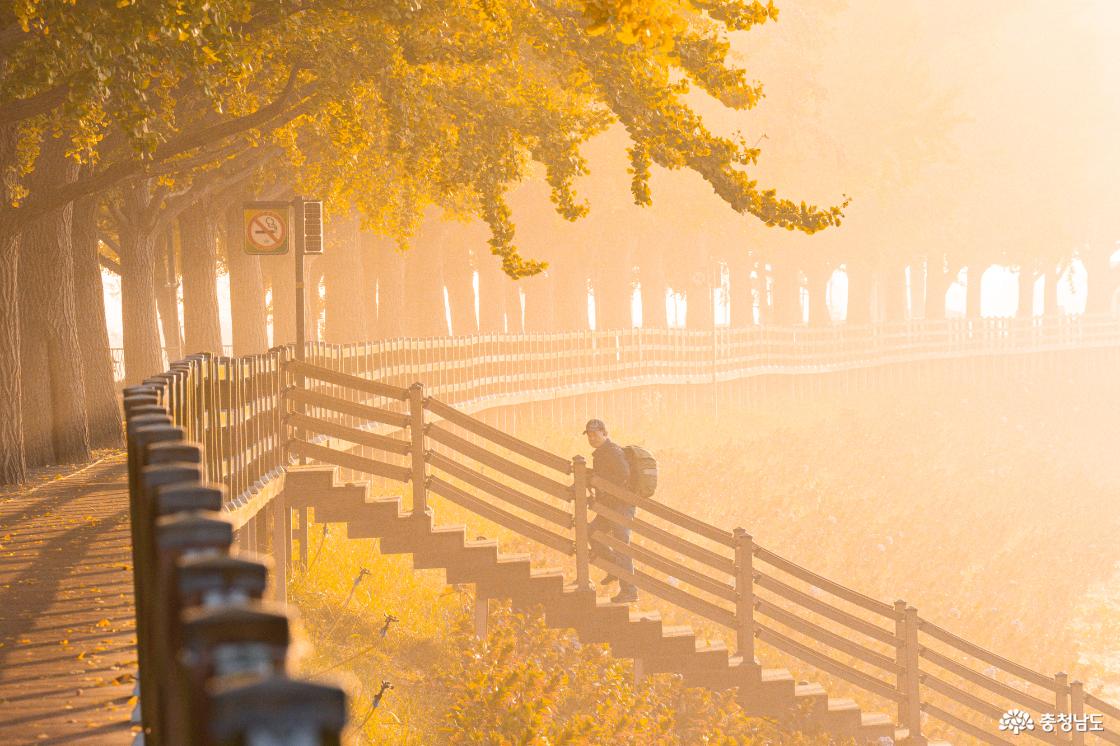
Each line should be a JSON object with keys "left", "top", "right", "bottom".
{"left": 293, "top": 197, "right": 306, "bottom": 361}
{"left": 242, "top": 198, "right": 323, "bottom": 359}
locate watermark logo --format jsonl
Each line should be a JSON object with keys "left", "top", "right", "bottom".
{"left": 998, "top": 710, "right": 1105, "bottom": 734}
{"left": 999, "top": 709, "right": 1035, "bottom": 735}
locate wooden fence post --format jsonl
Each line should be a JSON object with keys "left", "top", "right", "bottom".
{"left": 409, "top": 382, "right": 428, "bottom": 517}
{"left": 474, "top": 592, "right": 489, "bottom": 639}
{"left": 273, "top": 490, "right": 289, "bottom": 604}
{"left": 572, "top": 456, "right": 590, "bottom": 591}
{"left": 895, "top": 602, "right": 925, "bottom": 744}
{"left": 1055, "top": 672, "right": 1070, "bottom": 724}
{"left": 1070, "top": 680, "right": 1085, "bottom": 746}
{"left": 733, "top": 528, "right": 758, "bottom": 678}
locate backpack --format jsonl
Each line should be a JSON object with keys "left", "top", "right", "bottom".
{"left": 623, "top": 445, "right": 657, "bottom": 498}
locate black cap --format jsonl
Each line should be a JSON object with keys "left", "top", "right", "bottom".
{"left": 582, "top": 419, "right": 606, "bottom": 435}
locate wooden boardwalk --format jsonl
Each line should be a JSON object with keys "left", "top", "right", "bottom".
{"left": 0, "top": 453, "right": 136, "bottom": 745}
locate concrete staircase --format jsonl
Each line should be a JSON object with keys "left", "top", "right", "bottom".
{"left": 286, "top": 466, "right": 948, "bottom": 745}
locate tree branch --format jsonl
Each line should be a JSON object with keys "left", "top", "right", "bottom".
{"left": 153, "top": 146, "right": 280, "bottom": 234}
{"left": 97, "top": 229, "right": 121, "bottom": 255}
{"left": 0, "top": 84, "right": 70, "bottom": 126}
{"left": 5, "top": 67, "right": 312, "bottom": 229}
{"left": 98, "top": 253, "right": 121, "bottom": 275}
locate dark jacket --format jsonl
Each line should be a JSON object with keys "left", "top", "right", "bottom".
{"left": 591, "top": 438, "right": 631, "bottom": 514}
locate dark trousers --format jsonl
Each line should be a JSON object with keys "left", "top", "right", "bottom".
{"left": 589, "top": 507, "right": 636, "bottom": 595}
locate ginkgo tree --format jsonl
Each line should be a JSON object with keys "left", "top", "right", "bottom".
{"left": 0, "top": 0, "right": 845, "bottom": 483}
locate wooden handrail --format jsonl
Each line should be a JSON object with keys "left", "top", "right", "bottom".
{"left": 425, "top": 397, "right": 572, "bottom": 474}
{"left": 591, "top": 502, "right": 736, "bottom": 575}
{"left": 754, "top": 597, "right": 900, "bottom": 674}
{"left": 287, "top": 388, "right": 410, "bottom": 429}
{"left": 921, "top": 701, "right": 1014, "bottom": 746}
{"left": 427, "top": 452, "right": 572, "bottom": 529}
{"left": 287, "top": 439, "right": 411, "bottom": 483}
{"left": 754, "top": 623, "right": 904, "bottom": 702}
{"left": 285, "top": 359, "right": 409, "bottom": 400}
{"left": 918, "top": 618, "right": 1057, "bottom": 690}
{"left": 754, "top": 571, "right": 898, "bottom": 646}
{"left": 1085, "top": 692, "right": 1120, "bottom": 721}
{"left": 590, "top": 528, "right": 737, "bottom": 603}
{"left": 753, "top": 544, "right": 895, "bottom": 617}
{"left": 427, "top": 477, "right": 572, "bottom": 555}
{"left": 426, "top": 424, "right": 572, "bottom": 501}
{"left": 285, "top": 413, "right": 411, "bottom": 455}
{"left": 588, "top": 475, "right": 735, "bottom": 548}
{"left": 918, "top": 645, "right": 1054, "bottom": 714}
{"left": 591, "top": 555, "right": 738, "bottom": 630}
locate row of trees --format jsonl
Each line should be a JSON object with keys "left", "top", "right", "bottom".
{"left": 0, "top": 0, "right": 845, "bottom": 484}
{"left": 167, "top": 206, "right": 1112, "bottom": 356}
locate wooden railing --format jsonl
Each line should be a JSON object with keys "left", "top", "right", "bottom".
{"left": 119, "top": 316, "right": 1120, "bottom": 743}
{"left": 283, "top": 352, "right": 1120, "bottom": 746}
{"left": 112, "top": 314, "right": 1120, "bottom": 385}
{"left": 123, "top": 368, "right": 347, "bottom": 746}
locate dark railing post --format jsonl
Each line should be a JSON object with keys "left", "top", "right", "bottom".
{"left": 895, "top": 601, "right": 925, "bottom": 744}
{"left": 733, "top": 528, "right": 758, "bottom": 679}
{"left": 572, "top": 456, "right": 590, "bottom": 591}
{"left": 409, "top": 382, "right": 428, "bottom": 517}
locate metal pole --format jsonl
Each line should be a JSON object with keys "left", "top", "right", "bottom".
{"left": 292, "top": 197, "right": 306, "bottom": 465}
{"left": 293, "top": 196, "right": 306, "bottom": 361}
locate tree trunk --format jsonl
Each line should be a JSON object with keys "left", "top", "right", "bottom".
{"left": 20, "top": 134, "right": 89, "bottom": 466}
{"left": 911, "top": 257, "right": 927, "bottom": 319}
{"left": 965, "top": 262, "right": 984, "bottom": 319}
{"left": 476, "top": 251, "right": 507, "bottom": 334}
{"left": 552, "top": 247, "right": 589, "bottom": 331}
{"left": 0, "top": 227, "right": 24, "bottom": 483}
{"left": 179, "top": 198, "right": 223, "bottom": 354}
{"left": 505, "top": 280, "right": 524, "bottom": 334}
{"left": 322, "top": 215, "right": 369, "bottom": 343}
{"left": 924, "top": 254, "right": 951, "bottom": 321}
{"left": 844, "top": 260, "right": 872, "bottom": 325}
{"left": 593, "top": 246, "right": 634, "bottom": 330}
{"left": 753, "top": 259, "right": 770, "bottom": 325}
{"left": 722, "top": 250, "right": 753, "bottom": 328}
{"left": 262, "top": 251, "right": 295, "bottom": 346}
{"left": 639, "top": 248, "right": 668, "bottom": 328}
{"left": 1016, "top": 264, "right": 1037, "bottom": 319}
{"left": 358, "top": 232, "right": 381, "bottom": 338}
{"left": 881, "top": 259, "right": 909, "bottom": 323}
{"left": 402, "top": 237, "right": 445, "bottom": 336}
{"left": 118, "top": 181, "right": 165, "bottom": 384}
{"left": 805, "top": 260, "right": 832, "bottom": 327}
{"left": 223, "top": 197, "right": 269, "bottom": 354}
{"left": 769, "top": 254, "right": 802, "bottom": 325}
{"left": 374, "top": 239, "right": 406, "bottom": 338}
{"left": 443, "top": 241, "right": 476, "bottom": 336}
{"left": 154, "top": 228, "right": 182, "bottom": 360}
{"left": 308, "top": 261, "right": 326, "bottom": 342}
{"left": 0, "top": 123, "right": 26, "bottom": 482}
{"left": 685, "top": 275, "right": 712, "bottom": 329}
{"left": 522, "top": 270, "right": 556, "bottom": 332}
{"left": 72, "top": 195, "right": 122, "bottom": 447}
{"left": 1044, "top": 263, "right": 1061, "bottom": 317}
{"left": 1083, "top": 244, "right": 1115, "bottom": 315}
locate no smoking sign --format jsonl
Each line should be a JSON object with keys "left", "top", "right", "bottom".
{"left": 243, "top": 203, "right": 291, "bottom": 255}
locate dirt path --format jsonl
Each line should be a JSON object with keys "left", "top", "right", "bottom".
{"left": 0, "top": 453, "right": 136, "bottom": 745}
